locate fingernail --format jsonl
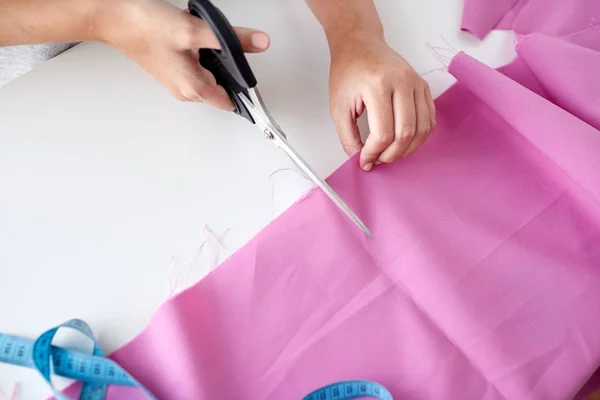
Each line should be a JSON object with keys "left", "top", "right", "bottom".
{"left": 363, "top": 163, "right": 373, "bottom": 172}
{"left": 251, "top": 33, "right": 269, "bottom": 50}
{"left": 375, "top": 161, "right": 382, "bottom": 165}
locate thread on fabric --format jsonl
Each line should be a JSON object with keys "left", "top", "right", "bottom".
{"left": 591, "top": 17, "right": 600, "bottom": 27}
{"left": 181, "top": 237, "right": 209, "bottom": 295}
{"left": 430, "top": 46, "right": 455, "bottom": 60}
{"left": 168, "top": 238, "right": 208, "bottom": 297}
{"left": 266, "top": 167, "right": 311, "bottom": 182}
{"left": 10, "top": 383, "right": 19, "bottom": 400}
{"left": 167, "top": 225, "right": 230, "bottom": 296}
{"left": 420, "top": 44, "right": 451, "bottom": 76}
{"left": 203, "top": 225, "right": 229, "bottom": 272}
{"left": 440, "top": 34, "right": 460, "bottom": 53}
{"left": 0, "top": 383, "right": 20, "bottom": 400}
{"left": 425, "top": 36, "right": 459, "bottom": 70}
{"left": 421, "top": 37, "right": 461, "bottom": 77}
{"left": 420, "top": 66, "right": 449, "bottom": 77}
{"left": 266, "top": 168, "right": 313, "bottom": 220}
{"left": 426, "top": 43, "right": 454, "bottom": 66}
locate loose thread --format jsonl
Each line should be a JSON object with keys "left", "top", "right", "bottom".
{"left": 266, "top": 168, "right": 313, "bottom": 220}
{"left": 440, "top": 34, "right": 459, "bottom": 53}
{"left": 429, "top": 46, "right": 456, "bottom": 57}
{"left": 420, "top": 66, "right": 449, "bottom": 77}
{"left": 0, "top": 383, "right": 20, "bottom": 400}
{"left": 168, "top": 237, "right": 208, "bottom": 297}
{"left": 430, "top": 50, "right": 454, "bottom": 64}
{"left": 201, "top": 226, "right": 218, "bottom": 274}
{"left": 266, "top": 167, "right": 311, "bottom": 182}
{"left": 429, "top": 45, "right": 455, "bottom": 57}
{"left": 10, "top": 383, "right": 19, "bottom": 400}
{"left": 193, "top": 226, "right": 229, "bottom": 274}
{"left": 167, "top": 225, "right": 230, "bottom": 296}
{"left": 182, "top": 235, "right": 209, "bottom": 291}
{"left": 203, "top": 226, "right": 229, "bottom": 272}
{"left": 425, "top": 40, "right": 459, "bottom": 69}
{"left": 426, "top": 43, "right": 450, "bottom": 68}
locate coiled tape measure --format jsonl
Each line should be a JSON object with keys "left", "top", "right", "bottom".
{"left": 0, "top": 319, "right": 393, "bottom": 400}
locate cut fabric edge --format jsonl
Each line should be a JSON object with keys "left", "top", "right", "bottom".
{"left": 460, "top": 0, "right": 521, "bottom": 40}
{"left": 53, "top": 32, "right": 600, "bottom": 400}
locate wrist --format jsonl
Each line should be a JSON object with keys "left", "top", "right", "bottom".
{"left": 326, "top": 26, "right": 385, "bottom": 56}
{"left": 71, "top": 0, "right": 115, "bottom": 43}
{"left": 320, "top": 13, "right": 385, "bottom": 55}
{"left": 306, "top": 0, "right": 386, "bottom": 55}
{"left": 92, "top": 0, "right": 140, "bottom": 45}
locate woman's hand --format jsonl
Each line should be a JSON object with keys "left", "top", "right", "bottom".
{"left": 99, "top": 0, "right": 270, "bottom": 110}
{"left": 328, "top": 35, "right": 436, "bottom": 171}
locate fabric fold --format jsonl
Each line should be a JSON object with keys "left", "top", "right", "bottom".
{"left": 460, "top": 0, "right": 521, "bottom": 39}
{"left": 516, "top": 30, "right": 600, "bottom": 131}
{"left": 461, "top": 0, "right": 600, "bottom": 39}
{"left": 448, "top": 45, "right": 600, "bottom": 202}
{"left": 52, "top": 4, "right": 600, "bottom": 400}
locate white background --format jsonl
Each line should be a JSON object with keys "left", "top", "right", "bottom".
{"left": 0, "top": 0, "right": 515, "bottom": 398}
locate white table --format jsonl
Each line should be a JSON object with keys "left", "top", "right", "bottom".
{"left": 0, "top": 0, "right": 515, "bottom": 397}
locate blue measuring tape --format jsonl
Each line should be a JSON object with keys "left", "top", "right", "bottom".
{"left": 303, "top": 381, "right": 393, "bottom": 400}
{"left": 0, "top": 319, "right": 157, "bottom": 400}
{"left": 0, "top": 319, "right": 392, "bottom": 399}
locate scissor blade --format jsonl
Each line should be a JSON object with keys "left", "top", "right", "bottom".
{"left": 278, "top": 139, "right": 373, "bottom": 237}
{"left": 238, "top": 91, "right": 372, "bottom": 237}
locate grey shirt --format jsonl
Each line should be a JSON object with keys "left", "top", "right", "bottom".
{"left": 0, "top": 43, "right": 77, "bottom": 87}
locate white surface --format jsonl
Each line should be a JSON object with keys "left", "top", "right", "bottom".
{"left": 0, "top": 0, "right": 515, "bottom": 398}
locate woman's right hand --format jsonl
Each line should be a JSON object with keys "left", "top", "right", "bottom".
{"left": 98, "top": 0, "right": 270, "bottom": 110}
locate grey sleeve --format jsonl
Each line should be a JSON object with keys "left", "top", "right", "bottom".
{"left": 0, "top": 42, "right": 78, "bottom": 87}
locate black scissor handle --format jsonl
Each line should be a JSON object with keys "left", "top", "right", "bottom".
{"left": 188, "top": 0, "right": 257, "bottom": 123}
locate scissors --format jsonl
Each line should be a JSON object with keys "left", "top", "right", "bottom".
{"left": 188, "top": 0, "right": 372, "bottom": 237}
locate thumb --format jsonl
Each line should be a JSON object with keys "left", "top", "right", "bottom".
{"left": 183, "top": 11, "right": 270, "bottom": 52}
{"left": 233, "top": 27, "right": 270, "bottom": 53}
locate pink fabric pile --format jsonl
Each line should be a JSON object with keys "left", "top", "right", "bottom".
{"left": 461, "top": 0, "right": 600, "bottom": 40}
{"left": 57, "top": 1, "right": 600, "bottom": 399}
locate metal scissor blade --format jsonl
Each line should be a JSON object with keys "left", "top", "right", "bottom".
{"left": 238, "top": 91, "right": 372, "bottom": 237}
{"left": 276, "top": 138, "right": 373, "bottom": 238}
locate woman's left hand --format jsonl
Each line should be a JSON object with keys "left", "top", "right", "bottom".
{"left": 328, "top": 36, "right": 436, "bottom": 171}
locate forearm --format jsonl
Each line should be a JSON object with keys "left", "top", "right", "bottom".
{"left": 305, "top": 0, "right": 385, "bottom": 49}
{"left": 0, "top": 0, "right": 118, "bottom": 46}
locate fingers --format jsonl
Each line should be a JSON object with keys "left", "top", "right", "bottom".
{"left": 233, "top": 27, "right": 270, "bottom": 53}
{"left": 332, "top": 106, "right": 364, "bottom": 157}
{"left": 360, "top": 91, "right": 395, "bottom": 171}
{"left": 360, "top": 81, "right": 435, "bottom": 170}
{"left": 425, "top": 84, "right": 436, "bottom": 131}
{"left": 196, "top": 72, "right": 235, "bottom": 111}
{"left": 180, "top": 12, "right": 269, "bottom": 52}
{"left": 377, "top": 89, "right": 416, "bottom": 163}
{"left": 172, "top": 9, "right": 268, "bottom": 110}
{"left": 176, "top": 65, "right": 235, "bottom": 111}
{"left": 401, "top": 87, "right": 432, "bottom": 157}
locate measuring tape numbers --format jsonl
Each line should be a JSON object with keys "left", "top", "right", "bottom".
{"left": 0, "top": 319, "right": 157, "bottom": 400}
{"left": 303, "top": 380, "right": 393, "bottom": 400}
{"left": 1, "top": 319, "right": 393, "bottom": 400}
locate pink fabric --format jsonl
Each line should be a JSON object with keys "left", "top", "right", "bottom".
{"left": 54, "top": 25, "right": 600, "bottom": 400}
{"left": 461, "top": 0, "right": 600, "bottom": 39}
